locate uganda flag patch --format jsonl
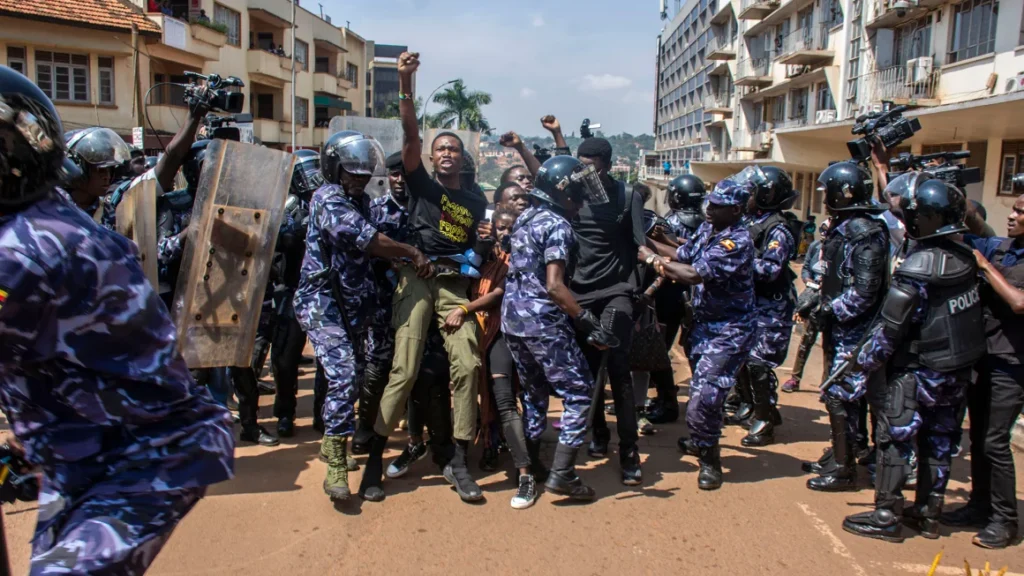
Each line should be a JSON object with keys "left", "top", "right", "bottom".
{"left": 768, "top": 240, "right": 781, "bottom": 250}
{"left": 719, "top": 238, "right": 736, "bottom": 251}
{"left": 0, "top": 288, "right": 6, "bottom": 312}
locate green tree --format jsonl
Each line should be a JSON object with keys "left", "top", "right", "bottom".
{"left": 380, "top": 96, "right": 443, "bottom": 128}
{"left": 432, "top": 79, "right": 493, "bottom": 134}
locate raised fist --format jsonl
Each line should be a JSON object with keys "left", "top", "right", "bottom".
{"left": 398, "top": 52, "right": 420, "bottom": 76}
{"left": 499, "top": 131, "right": 522, "bottom": 148}
{"left": 541, "top": 115, "right": 561, "bottom": 132}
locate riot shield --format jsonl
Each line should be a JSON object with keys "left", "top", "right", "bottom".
{"left": 115, "top": 177, "right": 159, "bottom": 289}
{"left": 171, "top": 140, "right": 295, "bottom": 369}
{"left": 328, "top": 116, "right": 402, "bottom": 198}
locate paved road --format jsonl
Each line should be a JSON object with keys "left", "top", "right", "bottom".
{"left": 4, "top": 332, "right": 1022, "bottom": 575}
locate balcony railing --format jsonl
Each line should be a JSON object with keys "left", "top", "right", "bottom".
{"left": 775, "top": 116, "right": 809, "bottom": 130}
{"left": 703, "top": 91, "right": 732, "bottom": 110}
{"left": 868, "top": 64, "right": 941, "bottom": 103}
{"left": 706, "top": 34, "right": 736, "bottom": 55}
{"left": 736, "top": 57, "right": 770, "bottom": 80}
{"left": 778, "top": 24, "right": 830, "bottom": 59}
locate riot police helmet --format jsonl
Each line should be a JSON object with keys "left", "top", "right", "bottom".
{"left": 817, "top": 161, "right": 877, "bottom": 213}
{"left": 532, "top": 155, "right": 609, "bottom": 212}
{"left": 754, "top": 165, "right": 798, "bottom": 210}
{"left": 291, "top": 148, "right": 323, "bottom": 198}
{"left": 66, "top": 127, "right": 131, "bottom": 173}
{"left": 0, "top": 65, "right": 66, "bottom": 207}
{"left": 667, "top": 174, "right": 706, "bottom": 211}
{"left": 321, "top": 130, "right": 384, "bottom": 185}
{"left": 182, "top": 139, "right": 211, "bottom": 191}
{"left": 900, "top": 176, "right": 968, "bottom": 240}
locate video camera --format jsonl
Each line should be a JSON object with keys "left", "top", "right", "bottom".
{"left": 184, "top": 71, "right": 245, "bottom": 114}
{"left": 887, "top": 150, "right": 981, "bottom": 189}
{"left": 533, "top": 144, "right": 553, "bottom": 163}
{"left": 847, "top": 102, "right": 921, "bottom": 162}
{"left": 200, "top": 112, "right": 252, "bottom": 142}
{"left": 580, "top": 118, "right": 602, "bottom": 140}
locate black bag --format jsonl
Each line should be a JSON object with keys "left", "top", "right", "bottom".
{"left": 628, "top": 306, "right": 672, "bottom": 372}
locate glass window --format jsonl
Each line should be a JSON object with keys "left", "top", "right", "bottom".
{"left": 999, "top": 140, "right": 1024, "bottom": 195}
{"left": 346, "top": 63, "right": 359, "bottom": 87}
{"left": 295, "top": 97, "right": 309, "bottom": 126}
{"left": 7, "top": 46, "right": 25, "bottom": 75}
{"left": 214, "top": 3, "right": 241, "bottom": 47}
{"left": 315, "top": 56, "right": 330, "bottom": 74}
{"left": 948, "top": 0, "right": 998, "bottom": 64}
{"left": 98, "top": 56, "right": 114, "bottom": 105}
{"left": 35, "top": 51, "right": 89, "bottom": 103}
{"left": 816, "top": 82, "right": 835, "bottom": 111}
{"left": 295, "top": 40, "right": 309, "bottom": 71}
{"left": 893, "top": 15, "right": 932, "bottom": 66}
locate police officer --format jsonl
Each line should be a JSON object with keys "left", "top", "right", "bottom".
{"left": 292, "top": 130, "right": 429, "bottom": 502}
{"left": 646, "top": 174, "right": 707, "bottom": 424}
{"left": 736, "top": 167, "right": 799, "bottom": 447}
{"left": 353, "top": 151, "right": 409, "bottom": 454}
{"left": 62, "top": 127, "right": 132, "bottom": 228}
{"left": 806, "top": 161, "right": 890, "bottom": 492}
{"left": 502, "top": 155, "right": 618, "bottom": 503}
{"left": 840, "top": 177, "right": 985, "bottom": 542}
{"left": 646, "top": 177, "right": 756, "bottom": 491}
{"left": 156, "top": 139, "right": 208, "bottom": 308}
{"left": 0, "top": 64, "right": 234, "bottom": 574}
{"left": 271, "top": 149, "right": 320, "bottom": 437}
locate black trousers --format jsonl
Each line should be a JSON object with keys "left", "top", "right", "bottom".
{"left": 650, "top": 284, "right": 687, "bottom": 402}
{"left": 488, "top": 333, "right": 517, "bottom": 414}
{"left": 407, "top": 337, "right": 453, "bottom": 446}
{"left": 580, "top": 294, "right": 639, "bottom": 450}
{"left": 271, "top": 304, "right": 307, "bottom": 420}
{"left": 968, "top": 355, "right": 1024, "bottom": 526}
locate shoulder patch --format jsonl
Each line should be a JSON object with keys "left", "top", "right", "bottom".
{"left": 719, "top": 238, "right": 737, "bottom": 251}
{"left": 767, "top": 240, "right": 781, "bottom": 250}
{"left": 0, "top": 287, "right": 7, "bottom": 312}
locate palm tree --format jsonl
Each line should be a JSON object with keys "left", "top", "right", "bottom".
{"left": 380, "top": 97, "right": 443, "bottom": 129}
{"left": 432, "top": 80, "right": 493, "bottom": 134}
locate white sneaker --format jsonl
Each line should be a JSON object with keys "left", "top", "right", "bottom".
{"left": 511, "top": 474, "right": 538, "bottom": 510}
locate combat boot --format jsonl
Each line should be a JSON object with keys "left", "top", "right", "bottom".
{"left": 443, "top": 441, "right": 483, "bottom": 503}
{"left": 525, "top": 438, "right": 549, "bottom": 482}
{"left": 321, "top": 435, "right": 351, "bottom": 500}
{"left": 697, "top": 444, "right": 723, "bottom": 491}
{"left": 677, "top": 436, "right": 700, "bottom": 457}
{"left": 904, "top": 493, "right": 944, "bottom": 539}
{"left": 801, "top": 447, "right": 836, "bottom": 475}
{"left": 318, "top": 441, "right": 359, "bottom": 471}
{"left": 352, "top": 364, "right": 388, "bottom": 455}
{"left": 842, "top": 498, "right": 905, "bottom": 543}
{"left": 646, "top": 397, "right": 679, "bottom": 424}
{"left": 545, "top": 443, "right": 595, "bottom": 501}
{"left": 358, "top": 433, "right": 388, "bottom": 502}
{"left": 807, "top": 399, "right": 857, "bottom": 492}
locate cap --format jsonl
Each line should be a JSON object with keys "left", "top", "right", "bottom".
{"left": 385, "top": 151, "right": 403, "bottom": 170}
{"left": 707, "top": 177, "right": 752, "bottom": 206}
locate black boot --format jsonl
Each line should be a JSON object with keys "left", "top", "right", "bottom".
{"left": 443, "top": 441, "right": 483, "bottom": 502}
{"left": 646, "top": 396, "right": 679, "bottom": 424}
{"left": 973, "top": 522, "right": 1018, "bottom": 549}
{"left": 939, "top": 503, "right": 988, "bottom": 528}
{"left": 620, "top": 445, "right": 642, "bottom": 486}
{"left": 724, "top": 369, "right": 753, "bottom": 426}
{"left": 545, "top": 443, "right": 595, "bottom": 501}
{"left": 843, "top": 498, "right": 906, "bottom": 543}
{"left": 697, "top": 444, "right": 723, "bottom": 491}
{"left": 904, "top": 493, "right": 944, "bottom": 539}
{"left": 807, "top": 399, "right": 857, "bottom": 492}
{"left": 677, "top": 436, "right": 700, "bottom": 457}
{"left": 358, "top": 434, "right": 387, "bottom": 502}
{"left": 801, "top": 447, "right": 836, "bottom": 475}
{"left": 352, "top": 364, "right": 388, "bottom": 455}
{"left": 741, "top": 365, "right": 777, "bottom": 447}
{"left": 240, "top": 424, "right": 279, "bottom": 446}
{"left": 525, "top": 438, "right": 549, "bottom": 482}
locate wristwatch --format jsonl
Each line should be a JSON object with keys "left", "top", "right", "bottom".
{"left": 645, "top": 253, "right": 658, "bottom": 266}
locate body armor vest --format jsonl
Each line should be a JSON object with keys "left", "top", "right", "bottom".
{"left": 820, "top": 216, "right": 886, "bottom": 305}
{"left": 891, "top": 241, "right": 986, "bottom": 372}
{"left": 981, "top": 238, "right": 1024, "bottom": 359}
{"left": 748, "top": 212, "right": 797, "bottom": 299}
{"left": 673, "top": 209, "right": 704, "bottom": 240}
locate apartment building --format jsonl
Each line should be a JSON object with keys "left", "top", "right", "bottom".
{"left": 654, "top": 0, "right": 1024, "bottom": 226}
{"left": 0, "top": 0, "right": 371, "bottom": 152}
{"left": 365, "top": 43, "right": 408, "bottom": 118}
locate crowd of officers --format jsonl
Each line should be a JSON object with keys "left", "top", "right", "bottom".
{"left": 1, "top": 45, "right": 1024, "bottom": 571}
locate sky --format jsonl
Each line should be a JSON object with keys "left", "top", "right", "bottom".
{"left": 319, "top": 0, "right": 666, "bottom": 137}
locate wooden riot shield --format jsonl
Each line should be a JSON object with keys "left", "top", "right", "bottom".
{"left": 115, "top": 177, "right": 159, "bottom": 289}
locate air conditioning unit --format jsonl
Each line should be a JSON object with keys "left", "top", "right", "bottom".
{"left": 759, "top": 129, "right": 773, "bottom": 146}
{"left": 815, "top": 110, "right": 837, "bottom": 124}
{"left": 1005, "top": 73, "right": 1024, "bottom": 93}
{"left": 857, "top": 103, "right": 883, "bottom": 117}
{"left": 906, "top": 57, "right": 933, "bottom": 83}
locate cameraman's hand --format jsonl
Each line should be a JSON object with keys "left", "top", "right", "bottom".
{"left": 499, "top": 131, "right": 523, "bottom": 149}
{"left": 541, "top": 115, "right": 561, "bottom": 133}
{"left": 398, "top": 52, "right": 420, "bottom": 77}
{"left": 188, "top": 86, "right": 212, "bottom": 119}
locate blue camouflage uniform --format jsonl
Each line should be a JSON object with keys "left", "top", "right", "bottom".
{"left": 293, "top": 184, "right": 377, "bottom": 437}
{"left": 367, "top": 193, "right": 408, "bottom": 368}
{"left": 747, "top": 212, "right": 798, "bottom": 367}
{"left": 677, "top": 182, "right": 756, "bottom": 448}
{"left": 0, "top": 192, "right": 234, "bottom": 574}
{"left": 155, "top": 189, "right": 194, "bottom": 306}
{"left": 665, "top": 210, "right": 701, "bottom": 242}
{"left": 501, "top": 205, "right": 594, "bottom": 448}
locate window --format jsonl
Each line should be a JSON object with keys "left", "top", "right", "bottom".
{"left": 346, "top": 63, "right": 358, "bottom": 87}
{"left": 315, "top": 106, "right": 330, "bottom": 127}
{"left": 948, "top": 0, "right": 998, "bottom": 64}
{"left": 36, "top": 51, "right": 89, "bottom": 103}
{"left": 794, "top": 173, "right": 805, "bottom": 211}
{"left": 771, "top": 95, "right": 785, "bottom": 122}
{"left": 214, "top": 3, "right": 241, "bottom": 46}
{"left": 152, "top": 73, "right": 189, "bottom": 106}
{"left": 7, "top": 46, "right": 25, "bottom": 75}
{"left": 295, "top": 40, "right": 308, "bottom": 71}
{"left": 823, "top": 0, "right": 844, "bottom": 27}
{"left": 789, "top": 87, "right": 808, "bottom": 119}
{"left": 998, "top": 140, "right": 1024, "bottom": 195}
{"left": 256, "top": 93, "right": 274, "bottom": 119}
{"left": 816, "top": 82, "right": 835, "bottom": 111}
{"left": 295, "top": 96, "right": 309, "bottom": 127}
{"left": 893, "top": 16, "right": 932, "bottom": 66}
{"left": 98, "top": 57, "right": 114, "bottom": 105}
{"left": 315, "top": 56, "right": 330, "bottom": 74}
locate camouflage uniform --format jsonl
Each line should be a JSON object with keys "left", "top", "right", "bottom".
{"left": 366, "top": 193, "right": 408, "bottom": 368}
{"left": 676, "top": 220, "right": 756, "bottom": 447}
{"left": 0, "top": 192, "right": 234, "bottom": 574}
{"left": 501, "top": 206, "right": 594, "bottom": 448}
{"left": 293, "top": 184, "right": 377, "bottom": 437}
{"left": 747, "top": 212, "right": 798, "bottom": 368}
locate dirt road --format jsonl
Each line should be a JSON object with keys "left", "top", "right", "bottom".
{"left": 4, "top": 333, "right": 1022, "bottom": 575}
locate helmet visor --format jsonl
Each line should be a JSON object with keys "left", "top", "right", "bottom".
{"left": 571, "top": 163, "right": 608, "bottom": 205}
{"left": 293, "top": 158, "right": 324, "bottom": 195}
{"left": 67, "top": 127, "right": 131, "bottom": 169}
{"left": 337, "top": 136, "right": 385, "bottom": 176}
{"left": 733, "top": 165, "right": 769, "bottom": 189}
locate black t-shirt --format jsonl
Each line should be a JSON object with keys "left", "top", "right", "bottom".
{"left": 405, "top": 164, "right": 488, "bottom": 256}
{"left": 570, "top": 178, "right": 645, "bottom": 301}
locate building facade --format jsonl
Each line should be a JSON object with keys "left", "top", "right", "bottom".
{"left": 365, "top": 43, "right": 407, "bottom": 118}
{"left": 654, "top": 0, "right": 1024, "bottom": 226}
{"left": 0, "top": 0, "right": 380, "bottom": 152}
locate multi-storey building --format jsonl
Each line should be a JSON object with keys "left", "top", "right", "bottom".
{"left": 365, "top": 43, "right": 408, "bottom": 118}
{"left": 654, "top": 0, "right": 1024, "bottom": 225}
{"left": 0, "top": 0, "right": 377, "bottom": 152}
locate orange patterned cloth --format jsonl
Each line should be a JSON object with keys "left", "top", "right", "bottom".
{"left": 472, "top": 249, "right": 510, "bottom": 445}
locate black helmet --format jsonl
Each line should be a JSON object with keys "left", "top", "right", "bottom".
{"left": 667, "top": 174, "right": 706, "bottom": 211}
{"left": 183, "top": 139, "right": 211, "bottom": 191}
{"left": 754, "top": 166, "right": 798, "bottom": 210}
{"left": 817, "top": 161, "right": 876, "bottom": 213}
{"left": 65, "top": 127, "right": 132, "bottom": 173}
{"left": 291, "top": 148, "right": 323, "bottom": 198}
{"left": 532, "top": 155, "right": 609, "bottom": 210}
{"left": 0, "top": 65, "right": 66, "bottom": 207}
{"left": 321, "top": 130, "right": 384, "bottom": 185}
{"left": 900, "top": 176, "right": 968, "bottom": 240}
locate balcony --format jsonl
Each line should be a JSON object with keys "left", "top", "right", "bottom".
{"left": 703, "top": 92, "right": 733, "bottom": 115}
{"left": 313, "top": 72, "right": 340, "bottom": 96}
{"left": 738, "top": 0, "right": 780, "bottom": 20}
{"left": 252, "top": 118, "right": 288, "bottom": 144}
{"left": 777, "top": 25, "right": 833, "bottom": 66}
{"left": 707, "top": 35, "right": 737, "bottom": 61}
{"left": 338, "top": 76, "right": 354, "bottom": 91}
{"left": 247, "top": 50, "right": 292, "bottom": 88}
{"left": 710, "top": 0, "right": 734, "bottom": 25}
{"left": 146, "top": 14, "right": 225, "bottom": 65}
{"left": 866, "top": 0, "right": 947, "bottom": 30}
{"left": 866, "top": 64, "right": 941, "bottom": 106}
{"left": 733, "top": 124, "right": 773, "bottom": 153}
{"left": 247, "top": 0, "right": 291, "bottom": 28}
{"left": 735, "top": 58, "right": 772, "bottom": 87}
{"left": 775, "top": 116, "right": 809, "bottom": 130}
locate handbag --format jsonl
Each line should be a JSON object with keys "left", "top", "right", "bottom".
{"left": 628, "top": 306, "right": 672, "bottom": 372}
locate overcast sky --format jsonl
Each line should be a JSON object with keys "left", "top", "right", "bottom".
{"left": 321, "top": 0, "right": 664, "bottom": 137}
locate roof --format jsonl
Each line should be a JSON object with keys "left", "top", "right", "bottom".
{"left": 0, "top": 0, "right": 162, "bottom": 36}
